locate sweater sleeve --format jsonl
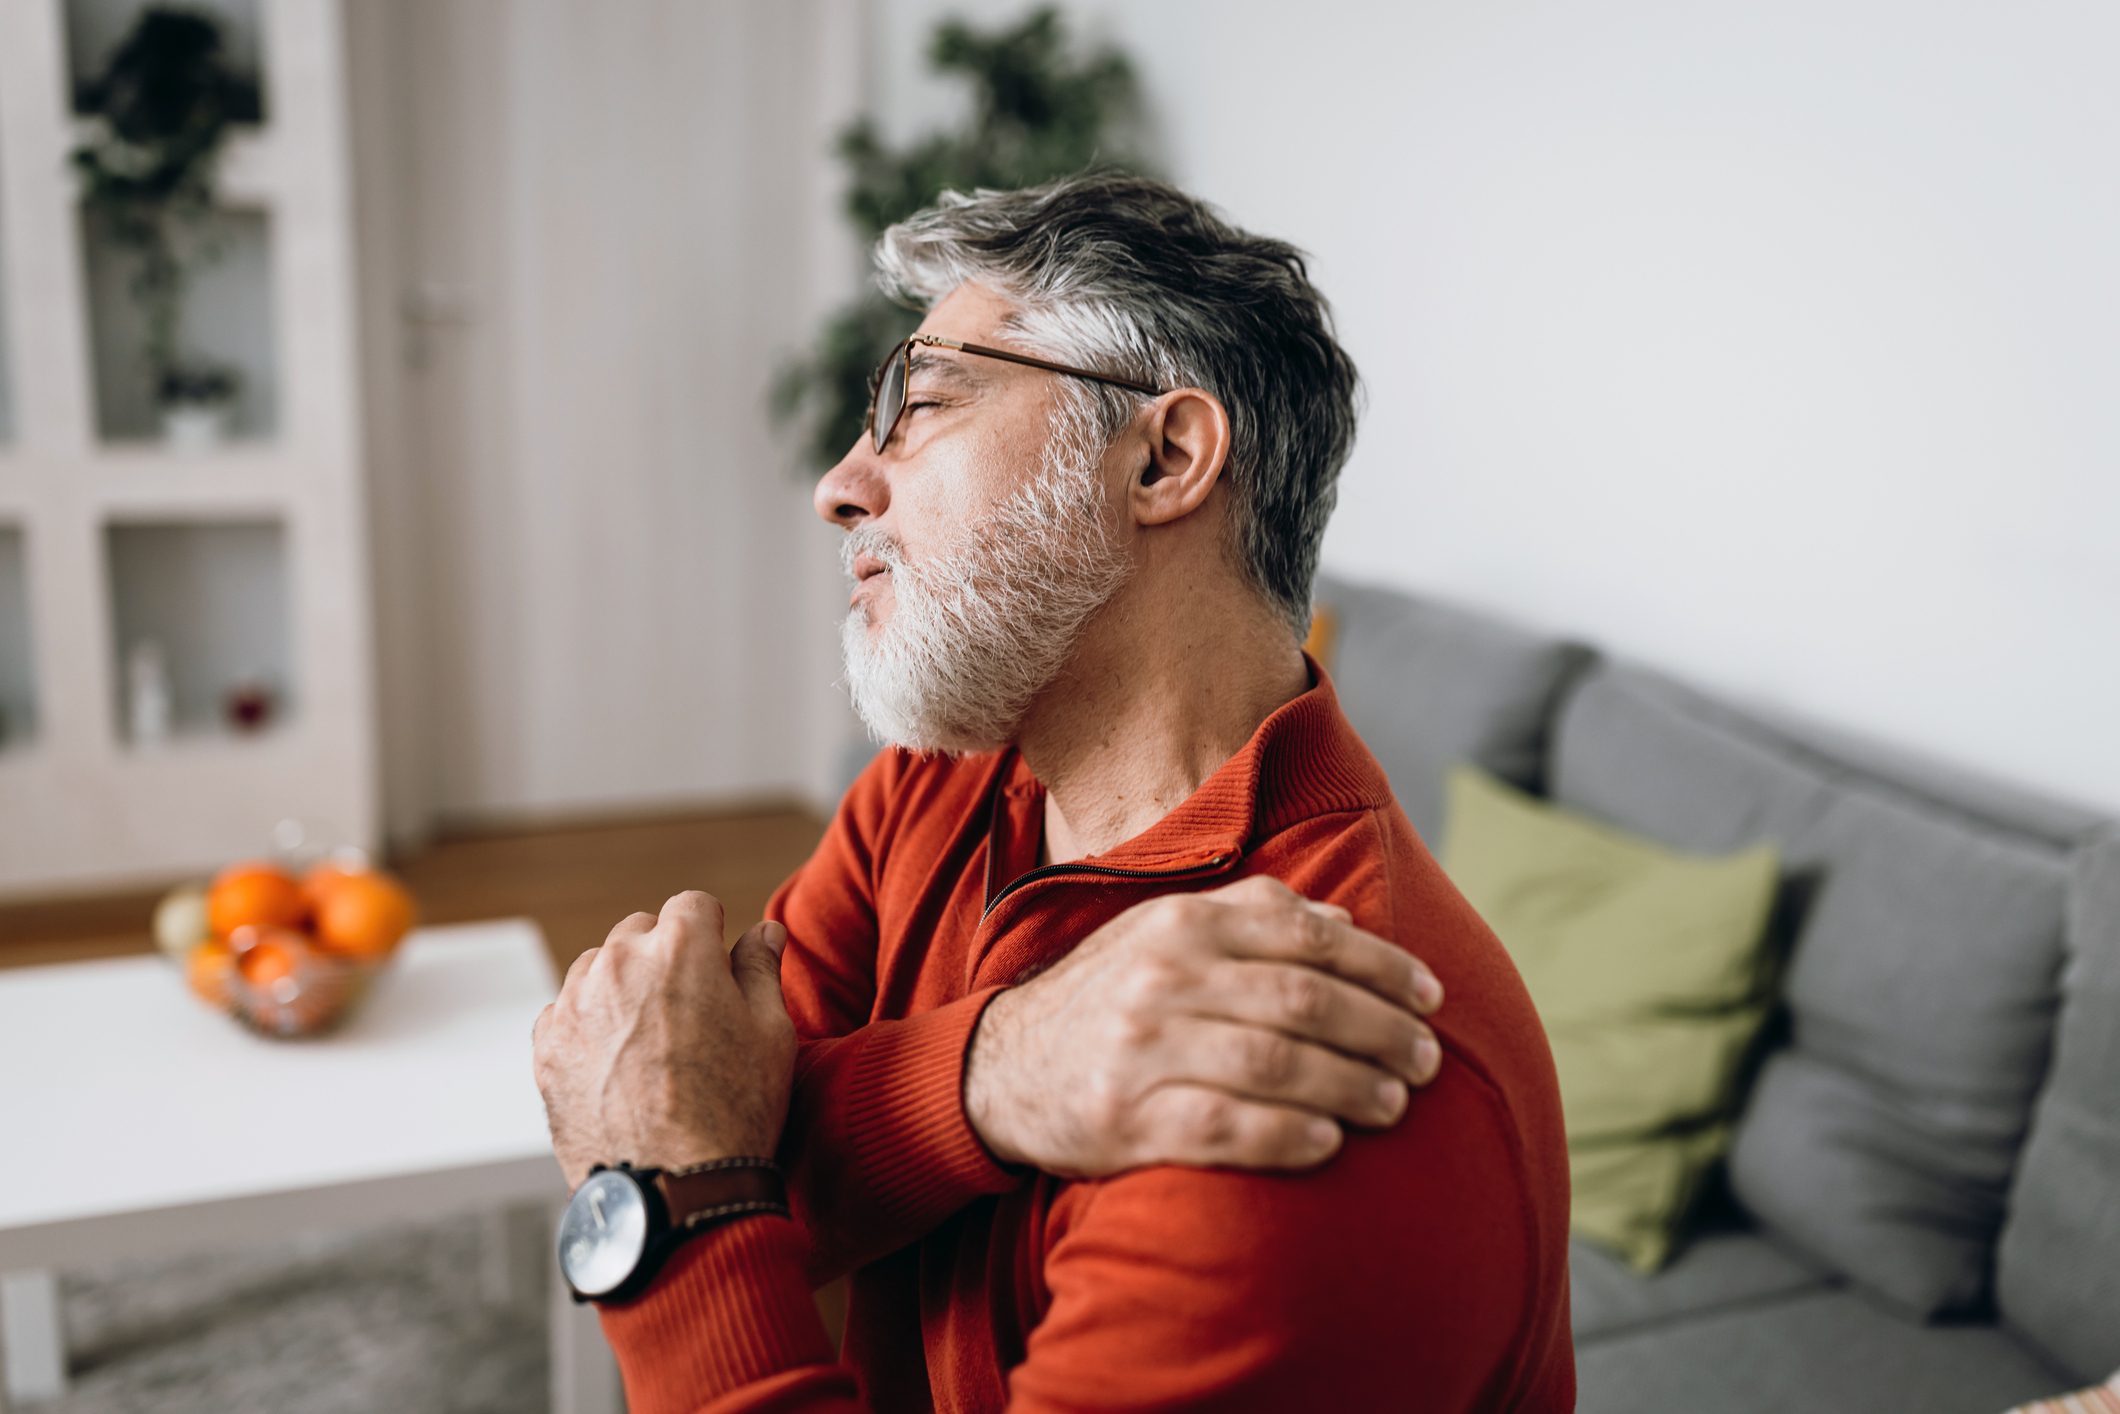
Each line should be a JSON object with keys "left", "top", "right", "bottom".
{"left": 764, "top": 750, "right": 1027, "bottom": 1287}
{"left": 596, "top": 1216, "right": 862, "bottom": 1413}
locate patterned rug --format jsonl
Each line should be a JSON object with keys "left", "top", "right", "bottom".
{"left": 24, "top": 1218, "right": 547, "bottom": 1413}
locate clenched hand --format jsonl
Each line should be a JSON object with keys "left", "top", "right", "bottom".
{"left": 531, "top": 890, "right": 795, "bottom": 1192}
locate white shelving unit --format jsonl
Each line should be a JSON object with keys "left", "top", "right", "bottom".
{"left": 0, "top": 0, "right": 377, "bottom": 899}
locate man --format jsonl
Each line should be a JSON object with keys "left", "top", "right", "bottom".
{"left": 533, "top": 172, "right": 1574, "bottom": 1411}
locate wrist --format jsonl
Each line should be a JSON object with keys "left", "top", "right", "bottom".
{"left": 965, "top": 987, "right": 1031, "bottom": 1169}
{"left": 558, "top": 1157, "right": 788, "bottom": 1306}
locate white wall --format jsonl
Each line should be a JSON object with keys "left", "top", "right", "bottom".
{"left": 873, "top": 0, "right": 2120, "bottom": 816}
{"left": 350, "top": 0, "right": 862, "bottom": 846}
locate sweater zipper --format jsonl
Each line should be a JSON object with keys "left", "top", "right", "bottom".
{"left": 980, "top": 851, "right": 1238, "bottom": 921}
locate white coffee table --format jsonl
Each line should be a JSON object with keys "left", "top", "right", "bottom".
{"left": 0, "top": 918, "right": 620, "bottom": 1414}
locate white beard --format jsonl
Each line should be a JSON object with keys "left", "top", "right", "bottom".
{"left": 837, "top": 415, "right": 1133, "bottom": 755}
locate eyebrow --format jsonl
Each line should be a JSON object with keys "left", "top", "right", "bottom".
{"left": 906, "top": 349, "right": 988, "bottom": 391}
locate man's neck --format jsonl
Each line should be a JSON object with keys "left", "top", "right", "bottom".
{"left": 1018, "top": 600, "right": 1311, "bottom": 866}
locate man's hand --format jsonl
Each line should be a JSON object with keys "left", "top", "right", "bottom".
{"left": 965, "top": 874, "right": 1445, "bottom": 1177}
{"left": 531, "top": 890, "right": 795, "bottom": 1192}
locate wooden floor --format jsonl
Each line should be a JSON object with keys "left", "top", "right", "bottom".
{"left": 0, "top": 802, "right": 829, "bottom": 975}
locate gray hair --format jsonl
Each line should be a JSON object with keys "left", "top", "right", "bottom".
{"left": 873, "top": 171, "right": 1362, "bottom": 639}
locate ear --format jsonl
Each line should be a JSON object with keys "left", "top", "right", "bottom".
{"left": 1127, "top": 388, "right": 1232, "bottom": 528}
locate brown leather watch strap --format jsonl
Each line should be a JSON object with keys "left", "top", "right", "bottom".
{"left": 653, "top": 1157, "right": 788, "bottom": 1231}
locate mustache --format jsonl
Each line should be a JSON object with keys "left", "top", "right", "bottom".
{"left": 839, "top": 527, "right": 906, "bottom": 578}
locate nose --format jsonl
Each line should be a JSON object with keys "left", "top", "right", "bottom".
{"left": 814, "top": 436, "right": 889, "bottom": 527}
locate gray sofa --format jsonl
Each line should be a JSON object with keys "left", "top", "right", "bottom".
{"left": 1315, "top": 571, "right": 2119, "bottom": 1412}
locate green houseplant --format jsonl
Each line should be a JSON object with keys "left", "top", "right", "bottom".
{"left": 71, "top": 7, "right": 258, "bottom": 447}
{"left": 773, "top": 7, "right": 1153, "bottom": 472}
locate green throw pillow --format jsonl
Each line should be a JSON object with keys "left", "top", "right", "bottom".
{"left": 1440, "top": 765, "right": 1782, "bottom": 1271}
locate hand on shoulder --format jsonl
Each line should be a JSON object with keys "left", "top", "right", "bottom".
{"left": 965, "top": 873, "right": 1445, "bottom": 1178}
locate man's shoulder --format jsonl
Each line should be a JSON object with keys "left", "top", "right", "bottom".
{"left": 1038, "top": 1048, "right": 1572, "bottom": 1407}
{"left": 1248, "top": 800, "right": 1538, "bottom": 1030}
{"left": 1240, "top": 795, "right": 1575, "bottom": 1271}
{"left": 1055, "top": 1027, "right": 1550, "bottom": 1235}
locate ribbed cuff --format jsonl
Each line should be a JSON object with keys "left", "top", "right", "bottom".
{"left": 840, "top": 984, "right": 1028, "bottom": 1214}
{"left": 597, "top": 1214, "right": 835, "bottom": 1414}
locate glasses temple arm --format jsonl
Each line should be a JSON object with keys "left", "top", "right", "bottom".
{"left": 915, "top": 334, "right": 1165, "bottom": 398}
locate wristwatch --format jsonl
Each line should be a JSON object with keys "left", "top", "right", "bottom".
{"left": 555, "top": 1156, "right": 789, "bottom": 1305}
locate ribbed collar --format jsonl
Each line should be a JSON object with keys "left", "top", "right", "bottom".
{"left": 992, "top": 649, "right": 1391, "bottom": 871}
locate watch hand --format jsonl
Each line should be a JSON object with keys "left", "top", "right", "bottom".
{"left": 590, "top": 1188, "right": 606, "bottom": 1227}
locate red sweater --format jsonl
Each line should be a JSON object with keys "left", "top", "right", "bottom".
{"left": 599, "top": 654, "right": 1575, "bottom": 1411}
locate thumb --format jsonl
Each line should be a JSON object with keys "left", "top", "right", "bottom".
{"left": 730, "top": 920, "right": 788, "bottom": 1027}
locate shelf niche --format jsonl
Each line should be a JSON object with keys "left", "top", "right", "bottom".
{"left": 65, "top": 0, "right": 267, "bottom": 123}
{"left": 80, "top": 203, "right": 281, "bottom": 446}
{"left": 0, "top": 526, "right": 34, "bottom": 752}
{"left": 105, "top": 516, "right": 293, "bottom": 747}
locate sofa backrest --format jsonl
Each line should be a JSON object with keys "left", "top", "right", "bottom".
{"left": 1310, "top": 572, "right": 1594, "bottom": 846}
{"left": 1544, "top": 659, "right": 2106, "bottom": 1319}
{"left": 1996, "top": 828, "right": 2120, "bottom": 1380}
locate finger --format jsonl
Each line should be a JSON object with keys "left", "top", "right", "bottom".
{"left": 657, "top": 890, "right": 727, "bottom": 958}
{"left": 1209, "top": 903, "right": 1442, "bottom": 1015}
{"left": 1130, "top": 1082, "right": 1345, "bottom": 1171}
{"left": 1200, "top": 873, "right": 1301, "bottom": 906}
{"left": 1190, "top": 959, "right": 1441, "bottom": 1087}
{"left": 1245, "top": 884, "right": 1353, "bottom": 927}
{"left": 560, "top": 945, "right": 599, "bottom": 993}
{"left": 606, "top": 911, "right": 657, "bottom": 945}
{"left": 532, "top": 1001, "right": 555, "bottom": 1048}
{"left": 1162, "top": 1015, "right": 1414, "bottom": 1128}
{"left": 729, "top": 920, "right": 790, "bottom": 1032}
{"left": 1210, "top": 881, "right": 1349, "bottom": 927}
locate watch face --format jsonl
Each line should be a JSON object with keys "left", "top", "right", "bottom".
{"left": 558, "top": 1169, "right": 651, "bottom": 1298}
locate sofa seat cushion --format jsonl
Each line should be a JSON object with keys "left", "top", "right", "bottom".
{"left": 1549, "top": 660, "right": 2083, "bottom": 1317}
{"left": 1570, "top": 1228, "right": 1831, "bottom": 1343}
{"left": 1576, "top": 1290, "right": 2076, "bottom": 1414}
{"left": 1308, "top": 572, "right": 1593, "bottom": 845}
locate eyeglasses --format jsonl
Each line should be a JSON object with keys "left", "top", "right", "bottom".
{"left": 864, "top": 332, "right": 1166, "bottom": 452}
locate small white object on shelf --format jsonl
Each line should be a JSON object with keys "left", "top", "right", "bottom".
{"left": 125, "top": 638, "right": 173, "bottom": 744}
{"left": 159, "top": 402, "right": 233, "bottom": 451}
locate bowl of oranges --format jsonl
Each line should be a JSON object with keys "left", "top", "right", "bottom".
{"left": 153, "top": 850, "right": 420, "bottom": 1038}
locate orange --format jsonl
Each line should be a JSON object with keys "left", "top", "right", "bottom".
{"left": 206, "top": 861, "right": 307, "bottom": 938}
{"left": 298, "top": 859, "right": 364, "bottom": 920}
{"left": 185, "top": 938, "right": 237, "bottom": 1010}
{"left": 313, "top": 871, "right": 417, "bottom": 960}
{"left": 236, "top": 927, "right": 307, "bottom": 990}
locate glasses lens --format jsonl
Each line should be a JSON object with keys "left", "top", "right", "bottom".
{"left": 873, "top": 344, "right": 908, "bottom": 451}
